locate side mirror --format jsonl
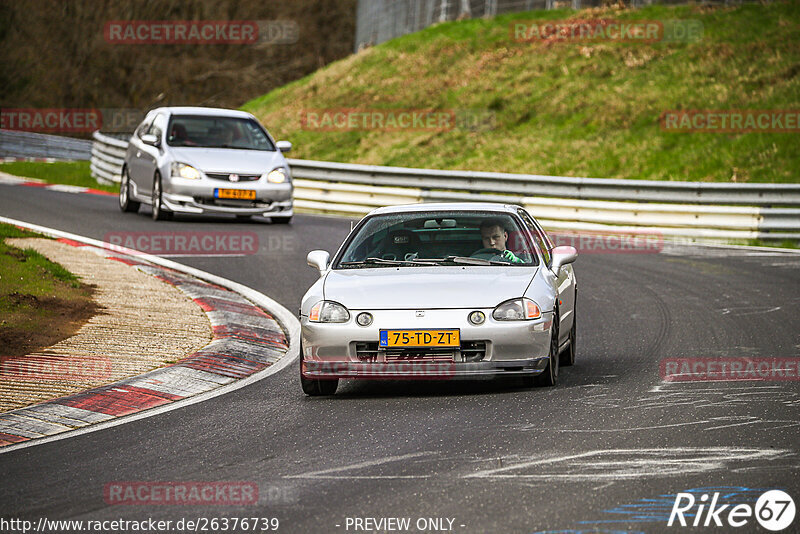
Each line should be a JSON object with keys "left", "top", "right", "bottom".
{"left": 141, "top": 134, "right": 160, "bottom": 147}
{"left": 307, "top": 250, "right": 330, "bottom": 275}
{"left": 550, "top": 245, "right": 577, "bottom": 274}
{"left": 276, "top": 140, "right": 292, "bottom": 153}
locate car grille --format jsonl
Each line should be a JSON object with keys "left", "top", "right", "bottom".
{"left": 461, "top": 341, "right": 487, "bottom": 362}
{"left": 386, "top": 350, "right": 455, "bottom": 362}
{"left": 195, "top": 198, "right": 273, "bottom": 208}
{"left": 205, "top": 173, "right": 261, "bottom": 182}
{"left": 355, "top": 342, "right": 380, "bottom": 361}
{"left": 354, "top": 341, "right": 487, "bottom": 362}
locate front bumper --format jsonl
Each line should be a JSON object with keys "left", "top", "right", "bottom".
{"left": 300, "top": 308, "right": 554, "bottom": 380}
{"left": 163, "top": 177, "right": 293, "bottom": 216}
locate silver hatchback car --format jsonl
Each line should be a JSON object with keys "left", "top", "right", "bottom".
{"left": 299, "top": 203, "right": 578, "bottom": 395}
{"left": 119, "top": 106, "right": 293, "bottom": 223}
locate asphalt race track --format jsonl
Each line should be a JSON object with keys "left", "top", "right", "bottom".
{"left": 1, "top": 184, "right": 799, "bottom": 533}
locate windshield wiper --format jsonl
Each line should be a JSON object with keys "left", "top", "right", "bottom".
{"left": 436, "top": 255, "right": 509, "bottom": 266}
{"left": 203, "top": 144, "right": 263, "bottom": 150}
{"left": 339, "top": 257, "right": 435, "bottom": 267}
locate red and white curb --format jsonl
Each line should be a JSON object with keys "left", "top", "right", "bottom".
{"left": 0, "top": 171, "right": 115, "bottom": 197}
{"left": 0, "top": 217, "right": 300, "bottom": 453}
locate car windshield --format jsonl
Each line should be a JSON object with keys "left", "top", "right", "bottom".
{"left": 166, "top": 115, "right": 276, "bottom": 150}
{"left": 336, "top": 211, "right": 538, "bottom": 268}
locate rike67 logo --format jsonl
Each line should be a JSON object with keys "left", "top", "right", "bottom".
{"left": 669, "top": 489, "right": 795, "bottom": 531}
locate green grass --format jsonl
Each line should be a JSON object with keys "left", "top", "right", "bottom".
{"left": 0, "top": 223, "right": 80, "bottom": 293}
{"left": 0, "top": 161, "right": 117, "bottom": 193}
{"left": 0, "top": 222, "right": 96, "bottom": 355}
{"left": 243, "top": 2, "right": 800, "bottom": 183}
{"left": 747, "top": 238, "right": 799, "bottom": 249}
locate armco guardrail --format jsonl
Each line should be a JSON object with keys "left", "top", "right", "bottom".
{"left": 0, "top": 129, "right": 92, "bottom": 160}
{"left": 287, "top": 159, "right": 800, "bottom": 207}
{"left": 91, "top": 131, "right": 800, "bottom": 241}
{"left": 90, "top": 131, "right": 128, "bottom": 184}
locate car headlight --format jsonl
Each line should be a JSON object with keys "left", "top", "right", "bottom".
{"left": 171, "top": 162, "right": 201, "bottom": 180}
{"left": 308, "top": 301, "right": 350, "bottom": 323}
{"left": 265, "top": 168, "right": 288, "bottom": 183}
{"left": 492, "top": 298, "right": 541, "bottom": 321}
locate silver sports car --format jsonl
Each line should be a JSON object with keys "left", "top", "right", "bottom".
{"left": 299, "top": 203, "right": 578, "bottom": 395}
{"left": 120, "top": 106, "right": 293, "bottom": 223}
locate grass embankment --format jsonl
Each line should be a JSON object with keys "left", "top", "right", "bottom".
{"left": 0, "top": 161, "right": 117, "bottom": 193}
{"left": 243, "top": 2, "right": 800, "bottom": 183}
{"left": 0, "top": 223, "right": 99, "bottom": 358}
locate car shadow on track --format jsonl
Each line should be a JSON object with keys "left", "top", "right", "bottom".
{"left": 301, "top": 363, "right": 622, "bottom": 400}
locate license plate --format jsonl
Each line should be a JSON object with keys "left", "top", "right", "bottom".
{"left": 379, "top": 329, "right": 460, "bottom": 348}
{"left": 215, "top": 188, "right": 256, "bottom": 200}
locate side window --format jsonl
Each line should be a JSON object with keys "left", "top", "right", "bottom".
{"left": 147, "top": 114, "right": 167, "bottom": 140}
{"left": 531, "top": 216, "right": 555, "bottom": 250}
{"left": 518, "top": 210, "right": 551, "bottom": 266}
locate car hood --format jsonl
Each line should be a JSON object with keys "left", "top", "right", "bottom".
{"left": 323, "top": 267, "right": 537, "bottom": 309}
{"left": 169, "top": 147, "right": 285, "bottom": 175}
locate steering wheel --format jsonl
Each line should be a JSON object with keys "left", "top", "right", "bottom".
{"left": 470, "top": 247, "right": 505, "bottom": 260}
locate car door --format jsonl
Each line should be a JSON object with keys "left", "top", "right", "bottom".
{"left": 519, "top": 209, "right": 576, "bottom": 345}
{"left": 127, "top": 114, "right": 154, "bottom": 196}
{"left": 136, "top": 113, "right": 167, "bottom": 197}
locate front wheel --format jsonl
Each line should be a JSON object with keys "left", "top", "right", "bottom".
{"left": 561, "top": 296, "right": 576, "bottom": 367}
{"left": 271, "top": 216, "right": 292, "bottom": 225}
{"left": 119, "top": 167, "right": 140, "bottom": 213}
{"left": 151, "top": 173, "right": 171, "bottom": 221}
{"left": 300, "top": 352, "right": 338, "bottom": 396}
{"left": 534, "top": 312, "right": 559, "bottom": 387}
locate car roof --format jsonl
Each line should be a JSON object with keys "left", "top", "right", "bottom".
{"left": 150, "top": 106, "right": 256, "bottom": 119}
{"left": 367, "top": 202, "right": 522, "bottom": 216}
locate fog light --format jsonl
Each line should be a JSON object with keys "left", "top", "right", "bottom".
{"left": 468, "top": 311, "right": 485, "bottom": 325}
{"left": 356, "top": 312, "right": 373, "bottom": 327}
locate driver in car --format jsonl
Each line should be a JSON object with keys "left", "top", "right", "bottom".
{"left": 472, "top": 219, "right": 525, "bottom": 263}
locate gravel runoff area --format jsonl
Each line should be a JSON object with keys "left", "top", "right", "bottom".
{"left": 0, "top": 237, "right": 212, "bottom": 412}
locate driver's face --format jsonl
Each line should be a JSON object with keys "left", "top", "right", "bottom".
{"left": 481, "top": 225, "right": 507, "bottom": 250}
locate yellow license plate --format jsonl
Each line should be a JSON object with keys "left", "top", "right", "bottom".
{"left": 215, "top": 188, "right": 256, "bottom": 200}
{"left": 380, "top": 329, "right": 460, "bottom": 348}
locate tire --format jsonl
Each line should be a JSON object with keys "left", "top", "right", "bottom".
{"left": 271, "top": 216, "right": 292, "bottom": 224}
{"left": 236, "top": 215, "right": 252, "bottom": 221}
{"left": 151, "top": 173, "right": 171, "bottom": 221}
{"left": 561, "top": 295, "right": 576, "bottom": 367}
{"left": 300, "top": 352, "right": 338, "bottom": 396}
{"left": 534, "top": 311, "right": 559, "bottom": 387}
{"left": 119, "top": 167, "right": 140, "bottom": 213}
